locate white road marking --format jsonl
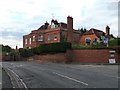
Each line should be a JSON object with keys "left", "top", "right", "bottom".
{"left": 7, "top": 68, "right": 28, "bottom": 89}
{"left": 19, "top": 65, "right": 23, "bottom": 67}
{"left": 53, "top": 72, "right": 88, "bottom": 86}
{"left": 0, "top": 82, "right": 1, "bottom": 84}
{"left": 103, "top": 74, "right": 120, "bottom": 79}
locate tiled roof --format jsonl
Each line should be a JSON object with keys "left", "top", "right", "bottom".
{"left": 84, "top": 28, "right": 105, "bottom": 38}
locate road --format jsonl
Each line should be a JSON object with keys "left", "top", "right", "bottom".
{"left": 2, "top": 61, "right": 119, "bottom": 89}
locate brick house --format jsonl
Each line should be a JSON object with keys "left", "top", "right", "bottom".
{"left": 80, "top": 26, "right": 114, "bottom": 45}
{"left": 23, "top": 16, "right": 81, "bottom": 49}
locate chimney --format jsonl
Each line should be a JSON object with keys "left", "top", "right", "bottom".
{"left": 105, "top": 25, "right": 110, "bottom": 35}
{"left": 67, "top": 16, "right": 73, "bottom": 31}
{"left": 16, "top": 45, "right": 18, "bottom": 50}
{"left": 67, "top": 16, "right": 73, "bottom": 43}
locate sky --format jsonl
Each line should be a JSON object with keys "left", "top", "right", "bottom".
{"left": 0, "top": 0, "right": 119, "bottom": 49}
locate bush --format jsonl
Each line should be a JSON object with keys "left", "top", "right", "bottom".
{"left": 38, "top": 42, "right": 71, "bottom": 53}
{"left": 19, "top": 42, "right": 71, "bottom": 57}
{"left": 109, "top": 38, "right": 120, "bottom": 46}
{"left": 1, "top": 45, "right": 12, "bottom": 52}
{"left": 19, "top": 48, "right": 34, "bottom": 57}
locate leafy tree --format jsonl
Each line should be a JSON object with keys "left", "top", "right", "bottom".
{"left": 80, "top": 27, "right": 87, "bottom": 34}
{"left": 1, "top": 45, "right": 12, "bottom": 52}
{"left": 83, "top": 28, "right": 87, "bottom": 33}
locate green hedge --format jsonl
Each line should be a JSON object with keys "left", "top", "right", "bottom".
{"left": 19, "top": 42, "right": 71, "bottom": 57}
{"left": 38, "top": 42, "right": 71, "bottom": 53}
{"left": 109, "top": 38, "right": 120, "bottom": 46}
{"left": 19, "top": 48, "right": 34, "bottom": 57}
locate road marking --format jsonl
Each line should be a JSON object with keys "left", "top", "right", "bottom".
{"left": 0, "top": 82, "right": 1, "bottom": 84}
{"left": 7, "top": 68, "right": 28, "bottom": 89}
{"left": 20, "top": 65, "right": 23, "bottom": 67}
{"left": 53, "top": 72, "right": 88, "bottom": 86}
{"left": 103, "top": 74, "right": 120, "bottom": 79}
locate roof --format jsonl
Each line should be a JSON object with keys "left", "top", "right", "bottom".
{"left": 83, "top": 28, "right": 105, "bottom": 38}
{"left": 59, "top": 22, "right": 67, "bottom": 28}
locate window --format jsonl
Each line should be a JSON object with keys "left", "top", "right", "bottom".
{"left": 38, "top": 35, "right": 43, "bottom": 41}
{"left": 29, "top": 38, "right": 31, "bottom": 44}
{"left": 85, "top": 37, "right": 91, "bottom": 45}
{"left": 54, "top": 34, "right": 57, "bottom": 40}
{"left": 25, "top": 39, "right": 27, "bottom": 44}
{"left": 51, "top": 22, "right": 55, "bottom": 28}
{"left": 47, "top": 34, "right": 50, "bottom": 41}
{"left": 33, "top": 36, "right": 35, "bottom": 41}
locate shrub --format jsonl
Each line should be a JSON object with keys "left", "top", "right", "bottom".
{"left": 19, "top": 42, "right": 71, "bottom": 57}
{"left": 19, "top": 48, "right": 34, "bottom": 57}
{"left": 109, "top": 38, "right": 120, "bottom": 46}
{"left": 38, "top": 42, "right": 71, "bottom": 53}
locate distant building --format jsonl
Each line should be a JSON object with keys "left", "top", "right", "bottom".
{"left": 23, "top": 16, "right": 115, "bottom": 48}
{"left": 23, "top": 16, "right": 81, "bottom": 49}
{"left": 80, "top": 26, "right": 114, "bottom": 45}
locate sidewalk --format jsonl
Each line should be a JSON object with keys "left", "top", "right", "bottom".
{"left": 2, "top": 68, "right": 13, "bottom": 88}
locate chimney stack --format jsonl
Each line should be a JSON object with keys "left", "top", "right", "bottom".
{"left": 105, "top": 25, "right": 110, "bottom": 35}
{"left": 67, "top": 16, "right": 73, "bottom": 43}
{"left": 67, "top": 16, "right": 73, "bottom": 31}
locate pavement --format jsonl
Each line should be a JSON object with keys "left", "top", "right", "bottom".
{"left": 2, "top": 61, "right": 119, "bottom": 89}
{"left": 2, "top": 68, "right": 13, "bottom": 89}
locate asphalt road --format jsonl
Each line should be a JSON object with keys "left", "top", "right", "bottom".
{"left": 2, "top": 61, "right": 119, "bottom": 89}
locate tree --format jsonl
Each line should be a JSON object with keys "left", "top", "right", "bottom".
{"left": 83, "top": 28, "right": 87, "bottom": 33}
{"left": 80, "top": 27, "right": 87, "bottom": 34}
{"left": 2, "top": 45, "right": 12, "bottom": 52}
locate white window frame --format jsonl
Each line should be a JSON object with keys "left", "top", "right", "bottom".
{"left": 25, "top": 39, "right": 27, "bottom": 44}
{"left": 85, "top": 37, "right": 91, "bottom": 41}
{"left": 85, "top": 37, "right": 91, "bottom": 43}
{"left": 33, "top": 36, "right": 35, "bottom": 42}
{"left": 47, "top": 34, "right": 50, "bottom": 41}
{"left": 38, "top": 35, "right": 43, "bottom": 41}
{"left": 54, "top": 34, "right": 57, "bottom": 40}
{"left": 29, "top": 38, "right": 31, "bottom": 44}
{"left": 51, "top": 22, "right": 55, "bottom": 28}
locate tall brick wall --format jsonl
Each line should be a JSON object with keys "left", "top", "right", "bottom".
{"left": 2, "top": 49, "right": 119, "bottom": 63}
{"left": 28, "top": 49, "right": 119, "bottom": 64}
{"left": 28, "top": 53, "right": 66, "bottom": 63}
{"left": 72, "top": 50, "right": 110, "bottom": 63}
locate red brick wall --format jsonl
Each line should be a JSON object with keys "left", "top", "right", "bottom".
{"left": 23, "top": 28, "right": 61, "bottom": 48}
{"left": 80, "top": 34, "right": 98, "bottom": 45}
{"left": 72, "top": 50, "right": 110, "bottom": 63}
{"left": 73, "top": 32, "right": 81, "bottom": 44}
{"left": 28, "top": 53, "right": 66, "bottom": 63}
{"left": 44, "top": 30, "right": 61, "bottom": 44}
{"left": 28, "top": 49, "right": 119, "bottom": 64}
{"left": 115, "top": 53, "right": 120, "bottom": 63}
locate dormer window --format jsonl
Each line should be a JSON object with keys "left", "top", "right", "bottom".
{"left": 51, "top": 22, "right": 55, "bottom": 28}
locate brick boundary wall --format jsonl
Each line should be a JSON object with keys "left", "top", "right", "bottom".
{"left": 28, "top": 49, "right": 119, "bottom": 64}
{"left": 1, "top": 49, "right": 119, "bottom": 63}
{"left": 71, "top": 50, "right": 110, "bottom": 63}
{"left": 28, "top": 53, "right": 66, "bottom": 63}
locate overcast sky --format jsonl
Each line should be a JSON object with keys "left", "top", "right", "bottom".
{"left": 0, "top": 0, "right": 119, "bottom": 48}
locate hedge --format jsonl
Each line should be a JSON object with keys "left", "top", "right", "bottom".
{"left": 38, "top": 42, "right": 71, "bottom": 53}
{"left": 19, "top": 42, "right": 71, "bottom": 57}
